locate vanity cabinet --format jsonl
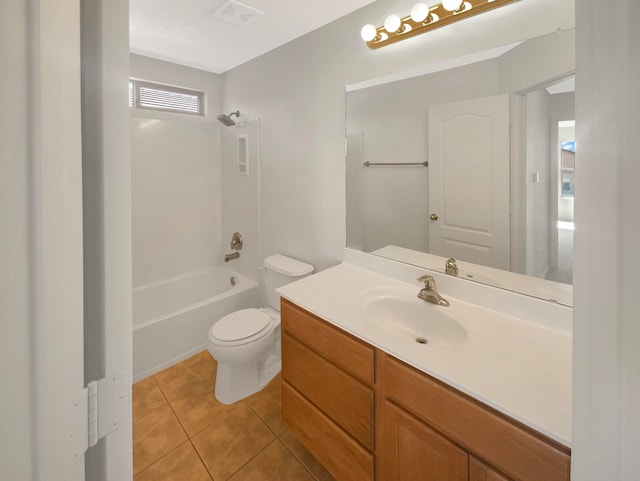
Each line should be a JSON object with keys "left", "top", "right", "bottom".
{"left": 381, "top": 355, "right": 570, "bottom": 481}
{"left": 281, "top": 300, "right": 571, "bottom": 481}
{"left": 281, "top": 299, "right": 375, "bottom": 481}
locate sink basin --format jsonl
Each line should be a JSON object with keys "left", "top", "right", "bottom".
{"left": 359, "top": 287, "right": 468, "bottom": 348}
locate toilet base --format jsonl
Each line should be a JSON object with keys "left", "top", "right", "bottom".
{"left": 214, "top": 355, "right": 281, "bottom": 404}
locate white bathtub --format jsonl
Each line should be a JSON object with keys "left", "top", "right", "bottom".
{"left": 133, "top": 268, "right": 259, "bottom": 381}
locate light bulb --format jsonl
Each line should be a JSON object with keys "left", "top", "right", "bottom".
{"left": 442, "top": 0, "right": 464, "bottom": 11}
{"left": 360, "top": 24, "right": 378, "bottom": 42}
{"left": 410, "top": 3, "right": 430, "bottom": 23}
{"left": 384, "top": 14, "right": 402, "bottom": 33}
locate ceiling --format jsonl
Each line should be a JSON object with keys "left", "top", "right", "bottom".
{"left": 130, "top": 0, "right": 376, "bottom": 74}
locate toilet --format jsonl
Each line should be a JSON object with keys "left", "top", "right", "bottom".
{"left": 207, "top": 254, "right": 314, "bottom": 404}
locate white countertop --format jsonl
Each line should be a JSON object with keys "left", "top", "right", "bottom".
{"left": 278, "top": 261, "right": 572, "bottom": 447}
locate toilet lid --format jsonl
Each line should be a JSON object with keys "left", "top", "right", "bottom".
{"left": 211, "top": 308, "right": 272, "bottom": 342}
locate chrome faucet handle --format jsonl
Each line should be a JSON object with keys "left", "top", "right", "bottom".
{"left": 230, "top": 232, "right": 243, "bottom": 251}
{"left": 445, "top": 258, "right": 459, "bottom": 276}
{"left": 416, "top": 275, "right": 450, "bottom": 307}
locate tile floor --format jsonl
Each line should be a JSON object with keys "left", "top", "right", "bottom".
{"left": 133, "top": 350, "right": 336, "bottom": 481}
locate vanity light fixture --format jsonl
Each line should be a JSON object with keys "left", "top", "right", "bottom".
{"left": 361, "top": 0, "right": 516, "bottom": 49}
{"left": 442, "top": 0, "right": 464, "bottom": 11}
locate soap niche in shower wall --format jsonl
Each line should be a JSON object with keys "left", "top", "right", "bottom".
{"left": 237, "top": 134, "right": 249, "bottom": 175}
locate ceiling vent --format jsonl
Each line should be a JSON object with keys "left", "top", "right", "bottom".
{"left": 212, "top": 0, "right": 264, "bottom": 25}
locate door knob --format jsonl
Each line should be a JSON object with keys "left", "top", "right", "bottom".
{"left": 430, "top": 213, "right": 439, "bottom": 221}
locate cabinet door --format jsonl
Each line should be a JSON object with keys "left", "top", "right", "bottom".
{"left": 381, "top": 401, "right": 468, "bottom": 481}
{"left": 469, "top": 457, "right": 511, "bottom": 481}
{"left": 384, "top": 356, "right": 570, "bottom": 481}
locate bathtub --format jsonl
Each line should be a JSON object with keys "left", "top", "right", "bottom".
{"left": 133, "top": 267, "right": 259, "bottom": 381}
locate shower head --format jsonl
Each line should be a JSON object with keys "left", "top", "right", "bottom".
{"left": 217, "top": 110, "right": 240, "bottom": 127}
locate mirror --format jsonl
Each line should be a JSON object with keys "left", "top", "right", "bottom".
{"left": 346, "top": 30, "right": 575, "bottom": 306}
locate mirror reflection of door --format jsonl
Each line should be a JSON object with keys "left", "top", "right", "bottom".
{"left": 427, "top": 94, "right": 511, "bottom": 271}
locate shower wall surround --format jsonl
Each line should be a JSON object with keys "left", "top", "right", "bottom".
{"left": 221, "top": 120, "right": 261, "bottom": 284}
{"left": 130, "top": 55, "right": 223, "bottom": 288}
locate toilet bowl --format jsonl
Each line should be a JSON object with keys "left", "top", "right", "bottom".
{"left": 207, "top": 254, "right": 313, "bottom": 404}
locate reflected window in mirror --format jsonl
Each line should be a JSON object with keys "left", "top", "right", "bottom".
{"left": 561, "top": 141, "right": 575, "bottom": 199}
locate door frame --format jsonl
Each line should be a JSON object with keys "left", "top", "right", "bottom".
{"left": 81, "top": 0, "right": 133, "bottom": 480}
{"left": 25, "top": 0, "right": 133, "bottom": 480}
{"left": 510, "top": 74, "right": 575, "bottom": 278}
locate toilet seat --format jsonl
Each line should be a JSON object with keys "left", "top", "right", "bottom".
{"left": 209, "top": 308, "right": 274, "bottom": 347}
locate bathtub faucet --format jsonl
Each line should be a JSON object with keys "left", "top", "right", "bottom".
{"left": 224, "top": 252, "right": 240, "bottom": 262}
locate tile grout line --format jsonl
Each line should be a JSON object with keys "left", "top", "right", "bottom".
{"left": 132, "top": 440, "right": 192, "bottom": 480}
{"left": 132, "top": 377, "right": 190, "bottom": 475}
{"left": 131, "top": 376, "right": 170, "bottom": 424}
{"left": 187, "top": 438, "right": 215, "bottom": 481}
{"left": 276, "top": 436, "right": 327, "bottom": 481}
{"left": 225, "top": 437, "right": 280, "bottom": 481}
{"left": 246, "top": 402, "right": 283, "bottom": 438}
{"left": 188, "top": 404, "right": 276, "bottom": 481}
{"left": 152, "top": 374, "right": 190, "bottom": 440}
{"left": 187, "top": 401, "right": 245, "bottom": 440}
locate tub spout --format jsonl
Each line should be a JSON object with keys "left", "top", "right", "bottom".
{"left": 224, "top": 252, "right": 240, "bottom": 262}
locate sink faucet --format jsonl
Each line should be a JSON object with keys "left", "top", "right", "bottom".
{"left": 417, "top": 275, "right": 450, "bottom": 307}
{"left": 445, "top": 258, "right": 459, "bottom": 276}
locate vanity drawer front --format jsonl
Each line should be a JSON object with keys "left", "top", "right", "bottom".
{"left": 469, "top": 457, "right": 512, "bottom": 481}
{"left": 282, "top": 381, "right": 374, "bottom": 481}
{"left": 282, "top": 333, "right": 374, "bottom": 449}
{"left": 281, "top": 298, "right": 374, "bottom": 385}
{"left": 384, "top": 356, "right": 570, "bottom": 481}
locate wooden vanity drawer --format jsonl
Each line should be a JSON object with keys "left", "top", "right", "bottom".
{"left": 282, "top": 381, "right": 374, "bottom": 481}
{"left": 469, "top": 457, "right": 511, "bottom": 481}
{"left": 281, "top": 298, "right": 374, "bottom": 385}
{"left": 384, "top": 356, "right": 570, "bottom": 481}
{"left": 282, "top": 333, "right": 374, "bottom": 449}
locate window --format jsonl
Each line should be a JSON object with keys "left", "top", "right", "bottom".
{"left": 129, "top": 79, "right": 205, "bottom": 116}
{"left": 561, "top": 141, "right": 575, "bottom": 199}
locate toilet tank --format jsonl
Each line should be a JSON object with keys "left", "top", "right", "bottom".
{"left": 263, "top": 254, "right": 314, "bottom": 311}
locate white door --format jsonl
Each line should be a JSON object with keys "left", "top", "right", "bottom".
{"left": 5, "top": 1, "right": 133, "bottom": 480}
{"left": 428, "top": 94, "right": 511, "bottom": 270}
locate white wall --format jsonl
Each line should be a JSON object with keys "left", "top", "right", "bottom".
{"left": 130, "top": 55, "right": 223, "bottom": 287}
{"left": 498, "top": 29, "right": 576, "bottom": 93}
{"left": 0, "top": 2, "right": 33, "bottom": 479}
{"left": 573, "top": 0, "right": 640, "bottom": 478}
{"left": 525, "top": 88, "right": 552, "bottom": 277}
{"left": 221, "top": 0, "right": 575, "bottom": 272}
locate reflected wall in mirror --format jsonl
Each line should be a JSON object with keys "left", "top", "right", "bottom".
{"left": 346, "top": 29, "right": 575, "bottom": 306}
